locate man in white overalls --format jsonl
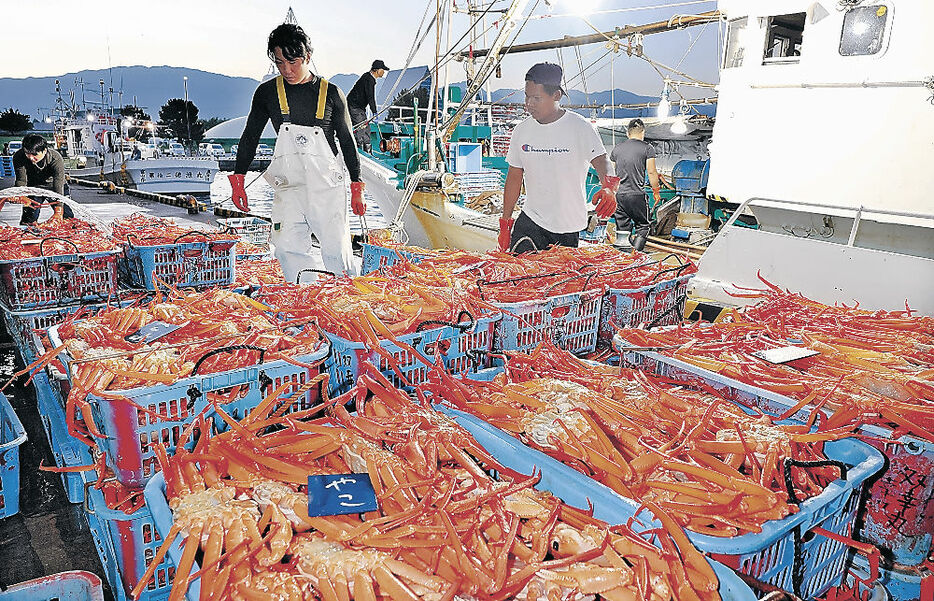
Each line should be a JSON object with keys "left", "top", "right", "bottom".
{"left": 229, "top": 23, "right": 366, "bottom": 281}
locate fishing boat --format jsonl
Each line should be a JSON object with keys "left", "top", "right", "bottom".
{"left": 357, "top": 0, "right": 719, "bottom": 251}
{"left": 46, "top": 78, "right": 218, "bottom": 195}
{"left": 57, "top": 111, "right": 218, "bottom": 194}
{"left": 691, "top": 0, "right": 934, "bottom": 316}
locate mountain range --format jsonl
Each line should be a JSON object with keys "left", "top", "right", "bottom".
{"left": 0, "top": 65, "right": 712, "bottom": 124}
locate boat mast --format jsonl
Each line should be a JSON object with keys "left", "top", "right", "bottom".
{"left": 426, "top": 0, "right": 442, "bottom": 169}
{"left": 440, "top": 0, "right": 531, "bottom": 144}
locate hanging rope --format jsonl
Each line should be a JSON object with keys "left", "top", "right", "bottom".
{"left": 530, "top": 0, "right": 716, "bottom": 19}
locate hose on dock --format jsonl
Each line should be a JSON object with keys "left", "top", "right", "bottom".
{"left": 67, "top": 176, "right": 205, "bottom": 214}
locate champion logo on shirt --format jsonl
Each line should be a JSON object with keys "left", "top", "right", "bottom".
{"left": 521, "top": 144, "right": 571, "bottom": 155}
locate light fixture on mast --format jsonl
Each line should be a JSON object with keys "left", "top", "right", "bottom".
{"left": 671, "top": 98, "right": 689, "bottom": 134}
{"left": 656, "top": 80, "right": 671, "bottom": 119}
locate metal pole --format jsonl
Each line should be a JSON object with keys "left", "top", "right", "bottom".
{"left": 463, "top": 11, "right": 720, "bottom": 57}
{"left": 611, "top": 51, "right": 616, "bottom": 148}
{"left": 183, "top": 76, "right": 191, "bottom": 149}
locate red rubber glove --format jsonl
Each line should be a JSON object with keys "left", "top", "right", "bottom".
{"left": 498, "top": 217, "right": 514, "bottom": 252}
{"left": 350, "top": 181, "right": 366, "bottom": 216}
{"left": 228, "top": 173, "right": 249, "bottom": 212}
{"left": 592, "top": 175, "right": 621, "bottom": 220}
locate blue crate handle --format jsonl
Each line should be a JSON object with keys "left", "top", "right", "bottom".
{"left": 295, "top": 268, "right": 335, "bottom": 284}
{"left": 543, "top": 269, "right": 596, "bottom": 295}
{"left": 650, "top": 262, "right": 692, "bottom": 282}
{"left": 38, "top": 236, "right": 80, "bottom": 258}
{"left": 783, "top": 459, "right": 847, "bottom": 505}
{"left": 123, "top": 233, "right": 167, "bottom": 248}
{"left": 172, "top": 231, "right": 210, "bottom": 244}
{"left": 191, "top": 345, "right": 267, "bottom": 376}
{"left": 782, "top": 458, "right": 849, "bottom": 599}
{"left": 644, "top": 292, "right": 688, "bottom": 330}
{"left": 510, "top": 234, "right": 540, "bottom": 254}
{"left": 476, "top": 271, "right": 564, "bottom": 300}
{"left": 415, "top": 309, "right": 474, "bottom": 333}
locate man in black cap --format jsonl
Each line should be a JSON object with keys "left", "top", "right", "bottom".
{"left": 347, "top": 60, "right": 390, "bottom": 153}
{"left": 499, "top": 62, "right": 618, "bottom": 253}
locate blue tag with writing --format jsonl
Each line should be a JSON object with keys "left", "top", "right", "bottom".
{"left": 307, "top": 474, "right": 379, "bottom": 517}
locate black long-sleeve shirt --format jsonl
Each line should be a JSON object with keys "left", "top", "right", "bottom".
{"left": 234, "top": 76, "right": 361, "bottom": 181}
{"left": 347, "top": 72, "right": 377, "bottom": 114}
{"left": 13, "top": 147, "right": 65, "bottom": 195}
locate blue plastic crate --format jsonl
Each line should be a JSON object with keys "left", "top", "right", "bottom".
{"left": 144, "top": 413, "right": 758, "bottom": 601}
{"left": 47, "top": 326, "right": 330, "bottom": 488}
{"left": 493, "top": 289, "right": 602, "bottom": 355}
{"left": 120, "top": 238, "right": 236, "bottom": 291}
{"left": 647, "top": 272, "right": 693, "bottom": 327}
{"left": 2, "top": 302, "right": 115, "bottom": 367}
{"left": 85, "top": 485, "right": 171, "bottom": 601}
{"left": 95, "top": 345, "right": 329, "bottom": 488}
{"left": 324, "top": 312, "right": 499, "bottom": 397}
{"left": 0, "top": 156, "right": 14, "bottom": 178}
{"left": 34, "top": 371, "right": 95, "bottom": 503}
{"left": 598, "top": 273, "right": 693, "bottom": 345}
{"left": 452, "top": 364, "right": 884, "bottom": 600}
{"left": 615, "top": 334, "right": 934, "bottom": 568}
{"left": 0, "top": 571, "right": 105, "bottom": 601}
{"left": 0, "top": 391, "right": 27, "bottom": 519}
{"left": 0, "top": 250, "right": 120, "bottom": 311}
{"left": 216, "top": 217, "right": 271, "bottom": 246}
{"left": 359, "top": 243, "right": 427, "bottom": 275}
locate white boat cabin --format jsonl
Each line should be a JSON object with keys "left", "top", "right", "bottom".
{"left": 693, "top": 0, "right": 934, "bottom": 315}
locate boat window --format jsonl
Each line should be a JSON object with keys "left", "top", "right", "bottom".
{"left": 722, "top": 17, "right": 748, "bottom": 69}
{"left": 840, "top": 5, "right": 889, "bottom": 56}
{"left": 762, "top": 13, "right": 806, "bottom": 64}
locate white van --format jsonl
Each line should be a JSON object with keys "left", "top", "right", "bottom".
{"left": 166, "top": 142, "right": 185, "bottom": 157}
{"left": 198, "top": 142, "right": 225, "bottom": 157}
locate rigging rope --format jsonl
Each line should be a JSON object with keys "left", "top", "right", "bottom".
{"left": 531, "top": 0, "right": 716, "bottom": 19}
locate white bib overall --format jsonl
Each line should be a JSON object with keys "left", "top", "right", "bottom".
{"left": 264, "top": 76, "right": 357, "bottom": 281}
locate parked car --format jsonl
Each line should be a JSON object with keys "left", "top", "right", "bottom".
{"left": 165, "top": 142, "right": 185, "bottom": 157}
{"left": 198, "top": 142, "right": 226, "bottom": 156}
{"left": 256, "top": 143, "right": 274, "bottom": 156}
{"left": 231, "top": 144, "right": 238, "bottom": 154}
{"left": 7, "top": 141, "right": 22, "bottom": 154}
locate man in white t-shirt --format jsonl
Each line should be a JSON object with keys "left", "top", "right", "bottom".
{"left": 500, "top": 62, "right": 620, "bottom": 253}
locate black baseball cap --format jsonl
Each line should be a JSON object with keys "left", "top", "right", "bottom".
{"left": 525, "top": 62, "right": 565, "bottom": 94}
{"left": 371, "top": 60, "right": 390, "bottom": 71}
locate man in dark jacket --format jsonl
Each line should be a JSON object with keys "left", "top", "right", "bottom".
{"left": 12, "top": 133, "right": 74, "bottom": 224}
{"left": 347, "top": 60, "right": 389, "bottom": 153}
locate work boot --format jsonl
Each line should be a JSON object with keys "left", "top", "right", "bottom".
{"left": 629, "top": 232, "right": 647, "bottom": 252}
{"left": 586, "top": 214, "right": 599, "bottom": 233}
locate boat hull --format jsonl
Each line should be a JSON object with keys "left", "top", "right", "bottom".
{"left": 409, "top": 191, "right": 497, "bottom": 251}
{"left": 358, "top": 154, "right": 432, "bottom": 247}
{"left": 67, "top": 158, "right": 218, "bottom": 195}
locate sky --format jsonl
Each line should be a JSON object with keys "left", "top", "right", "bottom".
{"left": 1, "top": 0, "right": 721, "bottom": 99}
